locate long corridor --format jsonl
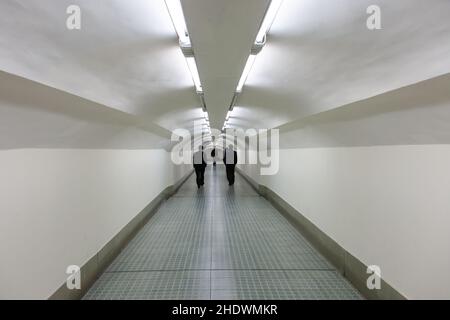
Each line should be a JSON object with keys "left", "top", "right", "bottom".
{"left": 83, "top": 166, "right": 362, "bottom": 300}
{"left": 3, "top": 0, "right": 450, "bottom": 301}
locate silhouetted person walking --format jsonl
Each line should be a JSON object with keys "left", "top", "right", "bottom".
{"left": 211, "top": 148, "right": 216, "bottom": 167}
{"left": 223, "top": 145, "right": 237, "bottom": 186}
{"left": 193, "top": 146, "right": 206, "bottom": 188}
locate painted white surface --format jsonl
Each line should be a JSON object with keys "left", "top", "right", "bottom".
{"left": 238, "top": 79, "right": 450, "bottom": 299}
{"left": 0, "top": 64, "right": 192, "bottom": 299}
{"left": 277, "top": 73, "right": 450, "bottom": 148}
{"left": 5, "top": 1, "right": 450, "bottom": 131}
{"left": 0, "top": 149, "right": 191, "bottom": 299}
{"left": 258, "top": 146, "right": 450, "bottom": 299}
{"left": 0, "top": 0, "right": 203, "bottom": 132}
{"left": 240, "top": 145, "right": 450, "bottom": 299}
{"left": 234, "top": 0, "right": 450, "bottom": 130}
{"left": 0, "top": 70, "right": 173, "bottom": 150}
{"left": 0, "top": 0, "right": 448, "bottom": 301}
{"left": 183, "top": 0, "right": 269, "bottom": 128}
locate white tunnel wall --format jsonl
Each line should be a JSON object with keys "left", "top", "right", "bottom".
{"left": 0, "top": 71, "right": 193, "bottom": 299}
{"left": 238, "top": 75, "right": 450, "bottom": 300}
{"left": 256, "top": 146, "right": 450, "bottom": 300}
{"left": 0, "top": 149, "right": 191, "bottom": 299}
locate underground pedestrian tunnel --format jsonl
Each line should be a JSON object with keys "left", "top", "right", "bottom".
{"left": 1, "top": 0, "right": 450, "bottom": 300}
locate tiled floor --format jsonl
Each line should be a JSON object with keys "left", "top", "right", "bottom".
{"left": 83, "top": 165, "right": 362, "bottom": 300}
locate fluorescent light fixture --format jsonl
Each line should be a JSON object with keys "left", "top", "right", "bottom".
{"left": 236, "top": 54, "right": 256, "bottom": 92}
{"left": 165, "top": 0, "right": 191, "bottom": 46}
{"left": 165, "top": 0, "right": 204, "bottom": 93}
{"left": 255, "top": 0, "right": 283, "bottom": 44}
{"left": 186, "top": 57, "right": 203, "bottom": 92}
{"left": 226, "top": 111, "right": 231, "bottom": 121}
{"left": 234, "top": 0, "right": 282, "bottom": 93}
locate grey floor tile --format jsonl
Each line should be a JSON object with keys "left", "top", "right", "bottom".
{"left": 84, "top": 165, "right": 362, "bottom": 300}
{"left": 211, "top": 270, "right": 362, "bottom": 300}
{"left": 83, "top": 270, "right": 210, "bottom": 300}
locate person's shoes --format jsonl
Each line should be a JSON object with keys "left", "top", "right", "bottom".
{"left": 197, "top": 184, "right": 201, "bottom": 189}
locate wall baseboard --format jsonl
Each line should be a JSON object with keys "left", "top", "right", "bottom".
{"left": 236, "top": 167, "right": 406, "bottom": 300}
{"left": 48, "top": 169, "right": 194, "bottom": 300}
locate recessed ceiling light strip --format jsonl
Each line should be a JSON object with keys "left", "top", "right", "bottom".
{"left": 255, "top": 0, "right": 283, "bottom": 45}
{"left": 235, "top": 0, "right": 282, "bottom": 93}
{"left": 165, "top": 0, "right": 206, "bottom": 115}
{"left": 165, "top": 0, "right": 191, "bottom": 46}
{"left": 186, "top": 56, "right": 202, "bottom": 92}
{"left": 225, "top": 0, "right": 282, "bottom": 129}
{"left": 236, "top": 54, "right": 257, "bottom": 93}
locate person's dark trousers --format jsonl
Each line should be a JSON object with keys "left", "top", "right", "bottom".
{"left": 200, "top": 166, "right": 206, "bottom": 185}
{"left": 194, "top": 166, "right": 204, "bottom": 188}
{"left": 226, "top": 165, "right": 235, "bottom": 185}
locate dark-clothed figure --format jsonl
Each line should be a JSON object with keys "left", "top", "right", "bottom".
{"left": 193, "top": 146, "right": 207, "bottom": 188}
{"left": 223, "top": 145, "right": 237, "bottom": 186}
{"left": 211, "top": 148, "right": 216, "bottom": 166}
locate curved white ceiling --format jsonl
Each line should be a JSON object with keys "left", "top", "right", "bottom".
{"left": 182, "top": 0, "right": 270, "bottom": 129}
{"left": 1, "top": 0, "right": 450, "bottom": 148}
{"left": 0, "top": 0, "right": 204, "bottom": 133}
{"left": 233, "top": 0, "right": 450, "bottom": 130}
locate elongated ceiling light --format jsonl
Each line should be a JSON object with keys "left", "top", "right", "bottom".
{"left": 226, "top": 0, "right": 282, "bottom": 129}
{"left": 165, "top": 0, "right": 204, "bottom": 94}
{"left": 165, "top": 0, "right": 190, "bottom": 46}
{"left": 255, "top": 0, "right": 282, "bottom": 44}
{"left": 235, "top": 0, "right": 282, "bottom": 93}
{"left": 236, "top": 54, "right": 256, "bottom": 93}
{"left": 186, "top": 56, "right": 202, "bottom": 92}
